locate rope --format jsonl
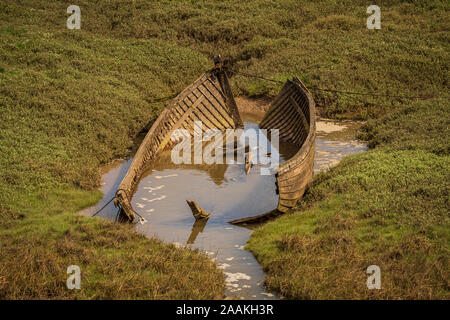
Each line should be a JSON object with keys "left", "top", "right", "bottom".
{"left": 309, "top": 86, "right": 432, "bottom": 100}
{"left": 91, "top": 189, "right": 145, "bottom": 224}
{"left": 233, "top": 70, "right": 435, "bottom": 100}
{"left": 234, "top": 71, "right": 284, "bottom": 84}
{"left": 91, "top": 196, "right": 115, "bottom": 217}
{"left": 147, "top": 93, "right": 179, "bottom": 103}
{"left": 145, "top": 69, "right": 436, "bottom": 105}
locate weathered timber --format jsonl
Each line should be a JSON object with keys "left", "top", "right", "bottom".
{"left": 114, "top": 59, "right": 315, "bottom": 224}
{"left": 260, "top": 77, "right": 316, "bottom": 214}
{"left": 228, "top": 209, "right": 281, "bottom": 225}
{"left": 232, "top": 77, "right": 316, "bottom": 224}
{"left": 186, "top": 200, "right": 211, "bottom": 220}
{"left": 115, "top": 60, "right": 242, "bottom": 222}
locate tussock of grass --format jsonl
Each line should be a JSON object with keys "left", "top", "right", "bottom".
{"left": 0, "top": 214, "right": 224, "bottom": 299}
{"left": 359, "top": 99, "right": 450, "bottom": 155}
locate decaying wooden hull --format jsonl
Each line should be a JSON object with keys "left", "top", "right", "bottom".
{"left": 260, "top": 77, "right": 316, "bottom": 213}
{"left": 114, "top": 62, "right": 315, "bottom": 223}
{"left": 115, "top": 66, "right": 243, "bottom": 221}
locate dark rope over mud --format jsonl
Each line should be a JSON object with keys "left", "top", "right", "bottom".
{"left": 91, "top": 197, "right": 115, "bottom": 217}
{"left": 92, "top": 189, "right": 145, "bottom": 224}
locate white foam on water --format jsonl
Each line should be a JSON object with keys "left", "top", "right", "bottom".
{"left": 173, "top": 242, "right": 185, "bottom": 249}
{"left": 261, "top": 292, "right": 274, "bottom": 297}
{"left": 144, "top": 185, "right": 165, "bottom": 192}
{"left": 147, "top": 195, "right": 166, "bottom": 202}
{"left": 218, "top": 263, "right": 231, "bottom": 270}
{"left": 155, "top": 174, "right": 178, "bottom": 179}
{"left": 224, "top": 272, "right": 251, "bottom": 283}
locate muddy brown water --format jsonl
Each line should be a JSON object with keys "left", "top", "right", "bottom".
{"left": 81, "top": 110, "right": 367, "bottom": 300}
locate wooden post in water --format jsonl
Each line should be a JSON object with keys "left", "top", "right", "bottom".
{"left": 186, "top": 200, "right": 211, "bottom": 220}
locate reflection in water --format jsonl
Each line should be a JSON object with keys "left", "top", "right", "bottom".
{"left": 81, "top": 116, "right": 367, "bottom": 300}
{"left": 187, "top": 219, "right": 208, "bottom": 244}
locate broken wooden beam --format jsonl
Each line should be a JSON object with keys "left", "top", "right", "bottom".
{"left": 186, "top": 200, "right": 211, "bottom": 220}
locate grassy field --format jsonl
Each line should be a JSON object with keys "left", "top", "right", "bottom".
{"left": 0, "top": 0, "right": 449, "bottom": 299}
{"left": 248, "top": 99, "right": 449, "bottom": 299}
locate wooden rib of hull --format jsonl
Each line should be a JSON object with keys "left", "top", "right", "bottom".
{"left": 233, "top": 77, "right": 316, "bottom": 225}
{"left": 115, "top": 69, "right": 243, "bottom": 221}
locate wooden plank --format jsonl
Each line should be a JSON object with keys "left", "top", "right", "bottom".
{"left": 278, "top": 198, "right": 299, "bottom": 208}
{"left": 203, "top": 80, "right": 236, "bottom": 127}
{"left": 192, "top": 87, "right": 228, "bottom": 129}
{"left": 158, "top": 96, "right": 204, "bottom": 151}
{"left": 260, "top": 88, "right": 294, "bottom": 129}
{"left": 259, "top": 82, "right": 292, "bottom": 128}
{"left": 268, "top": 99, "right": 298, "bottom": 133}
{"left": 200, "top": 82, "right": 234, "bottom": 128}
{"left": 183, "top": 94, "right": 215, "bottom": 130}
{"left": 228, "top": 209, "right": 280, "bottom": 225}
{"left": 277, "top": 148, "right": 314, "bottom": 184}
{"left": 277, "top": 107, "right": 302, "bottom": 142}
{"left": 290, "top": 96, "right": 310, "bottom": 132}
{"left": 279, "top": 178, "right": 311, "bottom": 200}
{"left": 277, "top": 203, "right": 291, "bottom": 213}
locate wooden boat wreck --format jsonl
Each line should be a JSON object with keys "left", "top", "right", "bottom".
{"left": 114, "top": 57, "right": 315, "bottom": 223}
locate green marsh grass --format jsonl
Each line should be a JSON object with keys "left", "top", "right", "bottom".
{"left": 0, "top": 0, "right": 448, "bottom": 299}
